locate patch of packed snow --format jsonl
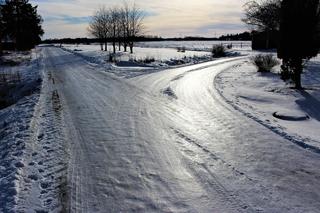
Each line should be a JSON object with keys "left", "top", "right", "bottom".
{"left": 215, "top": 55, "right": 320, "bottom": 152}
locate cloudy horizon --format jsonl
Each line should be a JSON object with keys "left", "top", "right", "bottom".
{"left": 30, "top": 0, "right": 248, "bottom": 39}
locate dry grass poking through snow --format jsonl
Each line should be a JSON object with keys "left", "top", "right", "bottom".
{"left": 250, "top": 54, "right": 280, "bottom": 72}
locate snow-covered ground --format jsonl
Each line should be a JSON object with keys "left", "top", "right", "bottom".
{"left": 63, "top": 44, "right": 211, "bottom": 61}
{"left": 0, "top": 49, "right": 42, "bottom": 212}
{"left": 1, "top": 42, "right": 320, "bottom": 212}
{"left": 60, "top": 42, "right": 251, "bottom": 78}
{"left": 136, "top": 40, "right": 252, "bottom": 51}
{"left": 216, "top": 55, "right": 320, "bottom": 152}
{"left": 0, "top": 48, "right": 69, "bottom": 212}
{"left": 14, "top": 46, "right": 318, "bottom": 212}
{"left": 61, "top": 44, "right": 213, "bottom": 71}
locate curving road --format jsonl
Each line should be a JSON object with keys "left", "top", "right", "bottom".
{"left": 38, "top": 47, "right": 320, "bottom": 212}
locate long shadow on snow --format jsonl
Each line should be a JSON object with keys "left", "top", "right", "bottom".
{"left": 296, "top": 90, "right": 320, "bottom": 122}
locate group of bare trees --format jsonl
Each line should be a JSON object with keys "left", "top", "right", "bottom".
{"left": 88, "top": 2, "right": 144, "bottom": 54}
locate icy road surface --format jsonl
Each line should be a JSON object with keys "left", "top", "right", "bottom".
{"left": 39, "top": 47, "right": 320, "bottom": 212}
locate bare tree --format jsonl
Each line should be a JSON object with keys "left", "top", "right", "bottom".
{"left": 88, "top": 12, "right": 104, "bottom": 51}
{"left": 128, "top": 3, "right": 144, "bottom": 53}
{"left": 88, "top": 2, "right": 145, "bottom": 54}
{"left": 121, "top": 2, "right": 130, "bottom": 52}
{"left": 116, "top": 9, "right": 123, "bottom": 51}
{"left": 122, "top": 2, "right": 144, "bottom": 54}
{"left": 242, "top": 0, "right": 281, "bottom": 48}
{"left": 100, "top": 8, "right": 111, "bottom": 51}
{"left": 88, "top": 7, "right": 110, "bottom": 51}
{"left": 109, "top": 7, "right": 121, "bottom": 54}
{"left": 243, "top": 0, "right": 281, "bottom": 31}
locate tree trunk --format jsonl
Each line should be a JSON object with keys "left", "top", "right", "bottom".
{"left": 119, "top": 41, "right": 121, "bottom": 51}
{"left": 104, "top": 41, "right": 107, "bottom": 51}
{"left": 294, "top": 71, "right": 302, "bottom": 89}
{"left": 124, "top": 43, "right": 127, "bottom": 52}
{"left": 0, "top": 33, "right": 2, "bottom": 56}
{"left": 266, "top": 30, "right": 270, "bottom": 49}
{"left": 293, "top": 58, "right": 303, "bottom": 89}
{"left": 129, "top": 43, "right": 133, "bottom": 54}
{"left": 100, "top": 43, "right": 103, "bottom": 51}
{"left": 113, "top": 28, "right": 116, "bottom": 54}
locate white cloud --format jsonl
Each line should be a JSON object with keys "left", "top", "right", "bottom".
{"left": 30, "top": 0, "right": 248, "bottom": 39}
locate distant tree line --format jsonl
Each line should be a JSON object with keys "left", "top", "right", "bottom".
{"left": 218, "top": 32, "right": 252, "bottom": 41}
{"left": 42, "top": 36, "right": 160, "bottom": 45}
{"left": 88, "top": 2, "right": 144, "bottom": 54}
{"left": 42, "top": 32, "right": 253, "bottom": 45}
{"left": 0, "top": 0, "right": 43, "bottom": 53}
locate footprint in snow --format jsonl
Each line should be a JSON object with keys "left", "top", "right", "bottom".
{"left": 14, "top": 162, "right": 24, "bottom": 168}
{"left": 28, "top": 174, "right": 39, "bottom": 181}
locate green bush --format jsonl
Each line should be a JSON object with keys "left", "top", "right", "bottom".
{"left": 251, "top": 54, "right": 280, "bottom": 72}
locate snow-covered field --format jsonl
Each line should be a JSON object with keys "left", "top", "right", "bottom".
{"left": 61, "top": 44, "right": 213, "bottom": 71}
{"left": 60, "top": 42, "right": 251, "bottom": 78}
{"left": 63, "top": 44, "right": 211, "bottom": 61}
{"left": 136, "top": 40, "right": 252, "bottom": 51}
{"left": 216, "top": 55, "right": 320, "bottom": 151}
{"left": 1, "top": 41, "right": 320, "bottom": 212}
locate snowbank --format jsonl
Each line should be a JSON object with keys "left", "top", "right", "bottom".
{"left": 1, "top": 47, "right": 69, "bottom": 212}
{"left": 0, "top": 48, "right": 42, "bottom": 212}
{"left": 215, "top": 56, "right": 320, "bottom": 152}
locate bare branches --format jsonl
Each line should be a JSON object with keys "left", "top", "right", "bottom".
{"left": 88, "top": 2, "right": 145, "bottom": 54}
{"left": 242, "top": 0, "right": 281, "bottom": 32}
{"left": 88, "top": 7, "right": 110, "bottom": 51}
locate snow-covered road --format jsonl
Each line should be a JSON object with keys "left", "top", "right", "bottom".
{"left": 40, "top": 47, "right": 320, "bottom": 212}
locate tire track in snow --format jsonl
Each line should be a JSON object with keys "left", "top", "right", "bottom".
{"left": 45, "top": 47, "right": 243, "bottom": 212}
{"left": 132, "top": 57, "right": 320, "bottom": 212}
{"left": 16, "top": 48, "right": 69, "bottom": 212}
{"left": 41, "top": 47, "right": 320, "bottom": 212}
{"left": 132, "top": 57, "right": 258, "bottom": 212}
{"left": 171, "top": 128, "right": 255, "bottom": 213}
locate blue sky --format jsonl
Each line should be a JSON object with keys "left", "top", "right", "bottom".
{"left": 30, "top": 0, "right": 248, "bottom": 39}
